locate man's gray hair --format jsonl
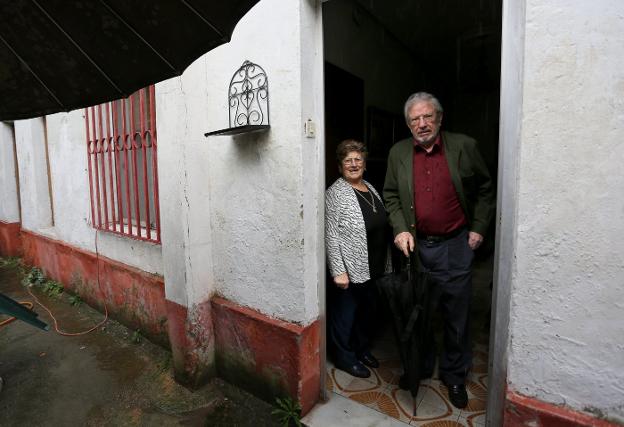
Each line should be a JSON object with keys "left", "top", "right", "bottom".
{"left": 403, "top": 92, "right": 443, "bottom": 122}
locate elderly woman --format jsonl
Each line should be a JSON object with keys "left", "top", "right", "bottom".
{"left": 325, "top": 139, "right": 388, "bottom": 378}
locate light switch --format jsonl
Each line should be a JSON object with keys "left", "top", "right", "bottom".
{"left": 304, "top": 119, "right": 316, "bottom": 138}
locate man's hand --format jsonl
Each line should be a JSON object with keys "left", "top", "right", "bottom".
{"left": 468, "top": 231, "right": 484, "bottom": 250}
{"left": 394, "top": 232, "right": 415, "bottom": 257}
{"left": 333, "top": 272, "right": 349, "bottom": 290}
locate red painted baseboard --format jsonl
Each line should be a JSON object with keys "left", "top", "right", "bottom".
{"left": 0, "top": 220, "right": 22, "bottom": 257}
{"left": 165, "top": 299, "right": 215, "bottom": 387}
{"left": 20, "top": 230, "right": 169, "bottom": 347}
{"left": 505, "top": 390, "right": 619, "bottom": 427}
{"left": 211, "top": 296, "right": 321, "bottom": 415}
{"left": 12, "top": 229, "right": 322, "bottom": 414}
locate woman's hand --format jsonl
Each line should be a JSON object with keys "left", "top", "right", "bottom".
{"left": 334, "top": 273, "right": 349, "bottom": 290}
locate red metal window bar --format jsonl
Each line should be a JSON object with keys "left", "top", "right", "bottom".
{"left": 85, "top": 86, "right": 161, "bottom": 243}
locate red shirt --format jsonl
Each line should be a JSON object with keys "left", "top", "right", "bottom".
{"left": 412, "top": 135, "right": 466, "bottom": 235}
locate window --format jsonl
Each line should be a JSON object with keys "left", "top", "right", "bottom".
{"left": 85, "top": 86, "right": 160, "bottom": 243}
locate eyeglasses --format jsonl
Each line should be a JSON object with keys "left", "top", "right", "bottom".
{"left": 342, "top": 157, "right": 364, "bottom": 166}
{"left": 409, "top": 113, "right": 436, "bottom": 125}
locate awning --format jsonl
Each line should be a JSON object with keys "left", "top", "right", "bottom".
{"left": 0, "top": 0, "right": 259, "bottom": 121}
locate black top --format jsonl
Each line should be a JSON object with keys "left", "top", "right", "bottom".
{"left": 353, "top": 187, "right": 387, "bottom": 280}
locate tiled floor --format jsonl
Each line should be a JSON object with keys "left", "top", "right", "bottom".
{"left": 322, "top": 255, "right": 493, "bottom": 427}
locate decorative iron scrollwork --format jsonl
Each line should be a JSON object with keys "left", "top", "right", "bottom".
{"left": 229, "top": 60, "right": 269, "bottom": 128}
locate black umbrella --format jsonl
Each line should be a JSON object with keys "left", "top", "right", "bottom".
{"left": 0, "top": 0, "right": 259, "bottom": 121}
{"left": 377, "top": 253, "right": 433, "bottom": 416}
{"left": 0, "top": 293, "right": 49, "bottom": 331}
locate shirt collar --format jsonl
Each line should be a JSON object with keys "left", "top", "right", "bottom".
{"left": 413, "top": 133, "right": 442, "bottom": 152}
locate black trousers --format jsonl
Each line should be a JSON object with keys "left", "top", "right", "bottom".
{"left": 418, "top": 229, "right": 473, "bottom": 385}
{"left": 328, "top": 279, "right": 377, "bottom": 367}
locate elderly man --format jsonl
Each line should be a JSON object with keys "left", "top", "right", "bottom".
{"left": 383, "top": 92, "right": 495, "bottom": 409}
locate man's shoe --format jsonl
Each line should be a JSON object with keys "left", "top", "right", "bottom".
{"left": 358, "top": 351, "right": 379, "bottom": 368}
{"left": 446, "top": 384, "right": 468, "bottom": 409}
{"left": 338, "top": 362, "right": 371, "bottom": 378}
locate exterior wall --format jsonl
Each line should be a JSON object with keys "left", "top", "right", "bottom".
{"left": 0, "top": 122, "right": 23, "bottom": 257}
{"left": 13, "top": 118, "right": 52, "bottom": 231}
{"left": 501, "top": 0, "right": 624, "bottom": 423}
{"left": 156, "top": 0, "right": 324, "bottom": 407}
{"left": 212, "top": 297, "right": 320, "bottom": 414}
{"left": 0, "top": 122, "right": 20, "bottom": 223}
{"left": 504, "top": 391, "right": 620, "bottom": 427}
{"left": 157, "top": 0, "right": 322, "bottom": 326}
{"left": 9, "top": 111, "right": 163, "bottom": 276}
{"left": 21, "top": 230, "right": 169, "bottom": 346}
{"left": 43, "top": 111, "right": 163, "bottom": 275}
{"left": 5, "top": 91, "right": 165, "bottom": 347}
{"left": 0, "top": 221, "right": 22, "bottom": 257}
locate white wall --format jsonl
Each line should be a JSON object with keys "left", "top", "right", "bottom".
{"left": 0, "top": 122, "right": 20, "bottom": 223}
{"left": 158, "top": 0, "right": 323, "bottom": 325}
{"left": 43, "top": 111, "right": 163, "bottom": 275}
{"left": 507, "top": 0, "right": 624, "bottom": 420}
{"left": 7, "top": 111, "right": 162, "bottom": 275}
{"left": 14, "top": 118, "right": 53, "bottom": 231}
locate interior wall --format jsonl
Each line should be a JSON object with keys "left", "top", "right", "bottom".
{"left": 322, "top": 0, "right": 423, "bottom": 193}
{"left": 508, "top": 0, "right": 624, "bottom": 420}
{"left": 323, "top": 0, "right": 423, "bottom": 123}
{"left": 323, "top": 0, "right": 501, "bottom": 196}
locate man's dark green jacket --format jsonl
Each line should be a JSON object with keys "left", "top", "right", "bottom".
{"left": 383, "top": 131, "right": 495, "bottom": 239}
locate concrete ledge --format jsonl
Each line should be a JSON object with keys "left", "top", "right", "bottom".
{"left": 212, "top": 296, "right": 320, "bottom": 415}
{"left": 0, "top": 220, "right": 22, "bottom": 257}
{"left": 20, "top": 230, "right": 169, "bottom": 347}
{"left": 504, "top": 391, "right": 619, "bottom": 426}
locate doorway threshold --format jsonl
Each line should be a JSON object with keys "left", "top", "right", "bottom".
{"left": 303, "top": 392, "right": 408, "bottom": 426}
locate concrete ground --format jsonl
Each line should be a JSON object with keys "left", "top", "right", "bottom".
{"left": 0, "top": 259, "right": 281, "bottom": 427}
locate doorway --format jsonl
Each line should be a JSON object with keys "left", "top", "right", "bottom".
{"left": 321, "top": 0, "right": 501, "bottom": 425}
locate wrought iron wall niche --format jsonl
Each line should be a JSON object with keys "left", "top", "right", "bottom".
{"left": 205, "top": 60, "right": 270, "bottom": 136}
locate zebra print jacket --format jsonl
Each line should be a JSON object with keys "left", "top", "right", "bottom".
{"left": 325, "top": 177, "right": 385, "bottom": 284}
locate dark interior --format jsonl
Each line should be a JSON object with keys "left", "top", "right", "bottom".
{"left": 322, "top": 0, "right": 502, "bottom": 413}
{"left": 323, "top": 0, "right": 501, "bottom": 250}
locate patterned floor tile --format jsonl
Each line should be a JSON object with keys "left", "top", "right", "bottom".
{"left": 392, "top": 386, "right": 430, "bottom": 422}
{"left": 466, "top": 379, "right": 488, "bottom": 401}
{"left": 460, "top": 411, "right": 486, "bottom": 426}
{"left": 331, "top": 368, "right": 384, "bottom": 397}
{"left": 324, "top": 256, "right": 493, "bottom": 426}
{"left": 411, "top": 384, "right": 462, "bottom": 423}
{"left": 413, "top": 419, "right": 466, "bottom": 427}
{"left": 349, "top": 388, "right": 408, "bottom": 422}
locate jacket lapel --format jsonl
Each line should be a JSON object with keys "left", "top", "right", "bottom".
{"left": 397, "top": 139, "right": 413, "bottom": 193}
{"left": 442, "top": 131, "right": 462, "bottom": 193}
